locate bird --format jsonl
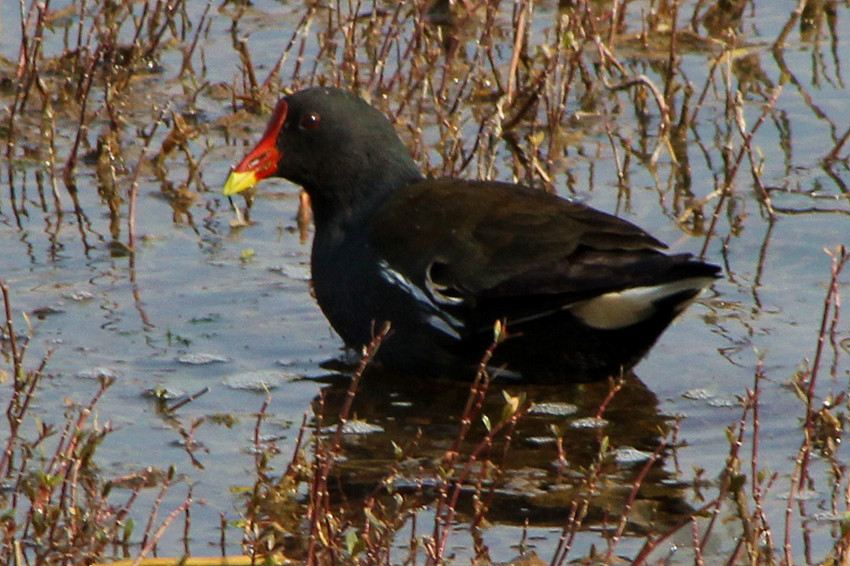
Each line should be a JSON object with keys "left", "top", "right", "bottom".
{"left": 223, "top": 87, "right": 721, "bottom": 382}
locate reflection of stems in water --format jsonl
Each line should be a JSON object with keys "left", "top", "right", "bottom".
{"left": 40, "top": 92, "right": 65, "bottom": 227}
{"left": 5, "top": 3, "right": 47, "bottom": 154}
{"left": 690, "top": 51, "right": 724, "bottom": 126}
{"left": 125, "top": 106, "right": 170, "bottom": 334}
{"left": 772, "top": 0, "right": 810, "bottom": 51}
{"left": 822, "top": 122, "right": 850, "bottom": 172}
{"left": 717, "top": 199, "right": 775, "bottom": 309}
{"left": 603, "top": 74, "right": 672, "bottom": 166}
{"left": 821, "top": 162, "right": 850, "bottom": 195}
{"left": 605, "top": 122, "right": 627, "bottom": 197}
{"left": 129, "top": 253, "right": 155, "bottom": 332}
{"left": 699, "top": 85, "right": 783, "bottom": 260}
{"left": 505, "top": 0, "right": 529, "bottom": 103}
{"left": 772, "top": 46, "right": 833, "bottom": 133}
{"left": 662, "top": 0, "right": 680, "bottom": 112}
{"left": 128, "top": 106, "right": 170, "bottom": 250}
{"left": 63, "top": 45, "right": 104, "bottom": 198}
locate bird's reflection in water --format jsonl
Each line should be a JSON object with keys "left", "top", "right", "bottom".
{"left": 308, "top": 362, "right": 694, "bottom": 534}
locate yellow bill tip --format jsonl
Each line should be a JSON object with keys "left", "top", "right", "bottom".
{"left": 223, "top": 170, "right": 258, "bottom": 196}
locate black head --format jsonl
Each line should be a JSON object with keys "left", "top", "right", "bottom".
{"left": 224, "top": 87, "right": 422, "bottom": 220}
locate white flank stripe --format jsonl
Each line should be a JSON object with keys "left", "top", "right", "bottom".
{"left": 377, "top": 260, "right": 464, "bottom": 339}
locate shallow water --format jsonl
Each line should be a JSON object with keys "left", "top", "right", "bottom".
{"left": 1, "top": 0, "right": 849, "bottom": 563}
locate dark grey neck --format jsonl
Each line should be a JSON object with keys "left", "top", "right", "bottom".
{"left": 307, "top": 163, "right": 423, "bottom": 238}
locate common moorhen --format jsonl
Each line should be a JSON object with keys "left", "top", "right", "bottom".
{"left": 223, "top": 87, "right": 720, "bottom": 381}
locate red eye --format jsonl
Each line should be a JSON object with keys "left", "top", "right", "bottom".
{"left": 300, "top": 112, "right": 321, "bottom": 130}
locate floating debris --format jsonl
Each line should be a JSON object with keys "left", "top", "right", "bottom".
{"left": 223, "top": 369, "right": 298, "bottom": 391}
{"left": 32, "top": 304, "right": 66, "bottom": 318}
{"left": 811, "top": 512, "right": 845, "bottom": 523}
{"left": 611, "top": 447, "right": 654, "bottom": 465}
{"left": 777, "top": 488, "right": 819, "bottom": 501}
{"left": 190, "top": 313, "right": 222, "bottom": 324}
{"left": 707, "top": 397, "right": 737, "bottom": 408}
{"left": 524, "top": 436, "right": 557, "bottom": 445}
{"left": 63, "top": 290, "right": 95, "bottom": 302}
{"left": 177, "top": 353, "right": 230, "bottom": 365}
{"left": 77, "top": 367, "right": 122, "bottom": 380}
{"left": 570, "top": 417, "right": 609, "bottom": 429}
{"left": 268, "top": 263, "right": 311, "bottom": 281}
{"left": 682, "top": 388, "right": 715, "bottom": 401}
{"left": 683, "top": 388, "right": 737, "bottom": 408}
{"left": 529, "top": 402, "right": 579, "bottom": 416}
{"left": 322, "top": 420, "right": 384, "bottom": 435}
{"left": 141, "top": 386, "right": 184, "bottom": 400}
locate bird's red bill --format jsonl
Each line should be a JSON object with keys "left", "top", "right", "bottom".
{"left": 223, "top": 99, "right": 289, "bottom": 196}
